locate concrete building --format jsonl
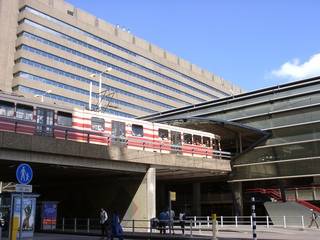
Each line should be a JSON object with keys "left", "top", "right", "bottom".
{"left": 142, "top": 76, "right": 320, "bottom": 216}
{"left": 0, "top": 0, "right": 243, "bottom": 118}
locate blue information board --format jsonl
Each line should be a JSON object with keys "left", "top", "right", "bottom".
{"left": 16, "top": 163, "right": 33, "bottom": 185}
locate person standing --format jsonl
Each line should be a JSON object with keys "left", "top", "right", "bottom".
{"left": 100, "top": 208, "right": 108, "bottom": 237}
{"left": 159, "top": 211, "right": 168, "bottom": 234}
{"left": 179, "top": 212, "right": 186, "bottom": 235}
{"left": 167, "top": 209, "right": 175, "bottom": 234}
{"left": 308, "top": 209, "right": 319, "bottom": 228}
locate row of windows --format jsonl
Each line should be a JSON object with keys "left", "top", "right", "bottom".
{"left": 16, "top": 72, "right": 156, "bottom": 113}
{"left": 158, "top": 129, "right": 216, "bottom": 147}
{"left": 19, "top": 30, "right": 203, "bottom": 103}
{"left": 17, "top": 85, "right": 135, "bottom": 117}
{"left": 17, "top": 45, "right": 191, "bottom": 105}
{"left": 0, "top": 98, "right": 218, "bottom": 149}
{"left": 0, "top": 100, "right": 72, "bottom": 126}
{"left": 22, "top": 7, "right": 229, "bottom": 98}
{"left": 19, "top": 24, "right": 217, "bottom": 100}
{"left": 16, "top": 59, "right": 173, "bottom": 110}
{"left": 91, "top": 118, "right": 217, "bottom": 148}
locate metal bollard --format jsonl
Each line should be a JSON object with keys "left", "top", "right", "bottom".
{"left": 87, "top": 218, "right": 90, "bottom": 233}
{"left": 62, "top": 218, "right": 65, "bottom": 232}
{"left": 235, "top": 216, "right": 238, "bottom": 228}
{"left": 301, "top": 216, "right": 305, "bottom": 229}
{"left": 283, "top": 216, "right": 286, "bottom": 229}
{"left": 211, "top": 214, "right": 217, "bottom": 240}
{"left": 221, "top": 216, "right": 224, "bottom": 228}
{"left": 266, "top": 216, "right": 269, "bottom": 228}
{"left": 74, "top": 218, "right": 77, "bottom": 233}
{"left": 132, "top": 219, "right": 135, "bottom": 232}
{"left": 251, "top": 197, "right": 257, "bottom": 240}
{"left": 190, "top": 220, "right": 193, "bottom": 237}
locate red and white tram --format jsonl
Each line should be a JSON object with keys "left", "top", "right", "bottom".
{"left": 0, "top": 93, "right": 227, "bottom": 159}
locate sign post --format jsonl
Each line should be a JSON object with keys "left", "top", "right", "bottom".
{"left": 16, "top": 164, "right": 33, "bottom": 240}
{"left": 168, "top": 191, "right": 176, "bottom": 235}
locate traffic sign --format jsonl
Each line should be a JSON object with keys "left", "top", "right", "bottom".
{"left": 15, "top": 184, "right": 32, "bottom": 193}
{"left": 170, "top": 191, "right": 176, "bottom": 201}
{"left": 16, "top": 163, "right": 33, "bottom": 185}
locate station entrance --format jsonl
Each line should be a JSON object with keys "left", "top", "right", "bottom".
{"left": 0, "top": 159, "right": 151, "bottom": 237}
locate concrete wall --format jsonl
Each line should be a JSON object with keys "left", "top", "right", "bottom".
{"left": 0, "top": 0, "right": 19, "bottom": 92}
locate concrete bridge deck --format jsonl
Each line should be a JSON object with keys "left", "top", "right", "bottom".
{"left": 0, "top": 131, "right": 231, "bottom": 180}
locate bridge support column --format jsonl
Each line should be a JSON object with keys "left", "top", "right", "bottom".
{"left": 123, "top": 168, "right": 156, "bottom": 227}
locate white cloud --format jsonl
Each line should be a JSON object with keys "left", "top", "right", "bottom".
{"left": 271, "top": 53, "right": 320, "bottom": 80}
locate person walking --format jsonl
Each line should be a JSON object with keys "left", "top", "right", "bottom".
{"left": 111, "top": 211, "right": 123, "bottom": 240}
{"left": 308, "top": 209, "right": 319, "bottom": 228}
{"left": 179, "top": 212, "right": 186, "bottom": 235}
{"left": 100, "top": 208, "right": 108, "bottom": 238}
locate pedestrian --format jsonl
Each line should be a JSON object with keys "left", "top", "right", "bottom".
{"left": 99, "top": 208, "right": 108, "bottom": 238}
{"left": 111, "top": 211, "right": 123, "bottom": 240}
{"left": 150, "top": 217, "right": 159, "bottom": 231}
{"left": 159, "top": 211, "right": 168, "bottom": 234}
{"left": 167, "top": 208, "right": 175, "bottom": 234}
{"left": 179, "top": 212, "right": 186, "bottom": 235}
{"left": 308, "top": 209, "right": 319, "bottom": 228}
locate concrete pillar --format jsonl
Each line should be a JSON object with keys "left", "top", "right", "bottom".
{"left": 230, "top": 182, "right": 243, "bottom": 216}
{"left": 0, "top": 0, "right": 19, "bottom": 92}
{"left": 123, "top": 167, "right": 156, "bottom": 226}
{"left": 192, "top": 182, "right": 201, "bottom": 216}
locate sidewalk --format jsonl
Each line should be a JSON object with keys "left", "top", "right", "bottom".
{"left": 31, "top": 226, "right": 320, "bottom": 240}
{"left": 2, "top": 226, "right": 318, "bottom": 240}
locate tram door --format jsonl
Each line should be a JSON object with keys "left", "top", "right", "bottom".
{"left": 171, "top": 131, "right": 182, "bottom": 154}
{"left": 111, "top": 120, "right": 126, "bottom": 144}
{"left": 36, "top": 108, "right": 54, "bottom": 136}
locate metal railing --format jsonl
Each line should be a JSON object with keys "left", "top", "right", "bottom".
{"left": 41, "top": 215, "right": 317, "bottom": 237}
{"left": 0, "top": 118, "right": 232, "bottom": 160}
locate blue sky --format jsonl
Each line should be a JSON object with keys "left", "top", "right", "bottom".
{"left": 67, "top": 0, "right": 320, "bottom": 91}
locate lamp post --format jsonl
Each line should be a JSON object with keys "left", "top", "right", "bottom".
{"left": 90, "top": 67, "right": 112, "bottom": 111}
{"left": 34, "top": 89, "right": 52, "bottom": 102}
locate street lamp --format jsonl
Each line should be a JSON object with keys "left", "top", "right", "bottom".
{"left": 34, "top": 89, "right": 52, "bottom": 103}
{"left": 89, "top": 67, "right": 112, "bottom": 111}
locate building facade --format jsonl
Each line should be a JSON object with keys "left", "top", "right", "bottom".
{"left": 142, "top": 76, "right": 320, "bottom": 216}
{"left": 0, "top": 0, "right": 242, "bottom": 118}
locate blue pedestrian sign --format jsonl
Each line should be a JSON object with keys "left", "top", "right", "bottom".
{"left": 16, "top": 163, "right": 33, "bottom": 185}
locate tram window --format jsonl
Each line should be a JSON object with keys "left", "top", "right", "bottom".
{"left": 132, "top": 124, "right": 143, "bottom": 137}
{"left": 57, "top": 111, "right": 72, "bottom": 127}
{"left": 0, "top": 101, "right": 14, "bottom": 117}
{"left": 212, "top": 138, "right": 218, "bottom": 150}
{"left": 16, "top": 104, "right": 33, "bottom": 120}
{"left": 91, "top": 117, "right": 105, "bottom": 131}
{"left": 203, "top": 137, "right": 211, "bottom": 147}
{"left": 159, "top": 129, "right": 169, "bottom": 140}
{"left": 112, "top": 120, "right": 126, "bottom": 137}
{"left": 183, "top": 133, "right": 192, "bottom": 144}
{"left": 193, "top": 135, "right": 202, "bottom": 145}
{"left": 171, "top": 131, "right": 181, "bottom": 145}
